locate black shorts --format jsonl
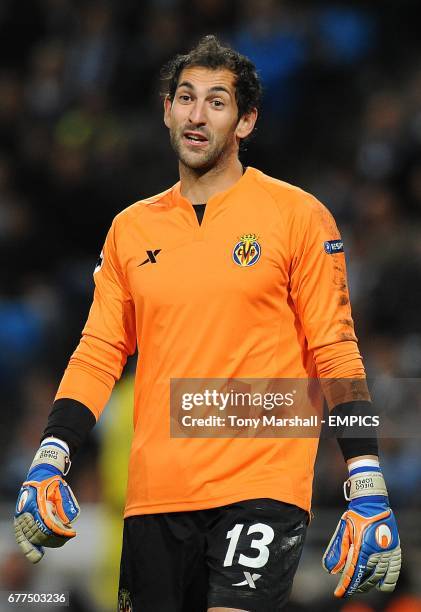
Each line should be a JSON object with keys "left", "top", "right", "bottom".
{"left": 118, "top": 498, "right": 308, "bottom": 612}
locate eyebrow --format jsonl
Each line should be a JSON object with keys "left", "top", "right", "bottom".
{"left": 177, "top": 81, "right": 232, "bottom": 96}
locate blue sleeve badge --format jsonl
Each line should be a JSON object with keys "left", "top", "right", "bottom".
{"left": 324, "top": 239, "right": 344, "bottom": 254}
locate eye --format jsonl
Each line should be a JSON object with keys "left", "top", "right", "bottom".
{"left": 179, "top": 94, "right": 191, "bottom": 103}
{"left": 211, "top": 99, "right": 224, "bottom": 108}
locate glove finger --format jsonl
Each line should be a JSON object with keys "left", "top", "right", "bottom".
{"left": 22, "top": 478, "right": 78, "bottom": 539}
{"left": 355, "top": 552, "right": 388, "bottom": 593}
{"left": 15, "top": 505, "right": 51, "bottom": 546}
{"left": 47, "top": 480, "right": 80, "bottom": 525}
{"left": 322, "top": 515, "right": 350, "bottom": 574}
{"left": 45, "top": 500, "right": 77, "bottom": 538}
{"left": 336, "top": 530, "right": 399, "bottom": 596}
{"left": 333, "top": 543, "right": 358, "bottom": 597}
{"left": 14, "top": 516, "right": 44, "bottom": 564}
{"left": 377, "top": 546, "right": 402, "bottom": 592}
{"left": 58, "top": 481, "right": 80, "bottom": 523}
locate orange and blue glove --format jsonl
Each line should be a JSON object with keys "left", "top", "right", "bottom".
{"left": 14, "top": 437, "right": 80, "bottom": 563}
{"left": 322, "top": 461, "right": 401, "bottom": 597}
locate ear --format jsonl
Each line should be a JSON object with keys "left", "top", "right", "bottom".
{"left": 163, "top": 95, "right": 172, "bottom": 129}
{"left": 235, "top": 108, "right": 258, "bottom": 140}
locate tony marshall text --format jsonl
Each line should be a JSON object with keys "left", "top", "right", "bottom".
{"left": 181, "top": 415, "right": 319, "bottom": 428}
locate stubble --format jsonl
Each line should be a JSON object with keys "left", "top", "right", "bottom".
{"left": 169, "top": 123, "right": 238, "bottom": 174}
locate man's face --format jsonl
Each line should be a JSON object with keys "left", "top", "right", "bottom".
{"left": 164, "top": 67, "right": 243, "bottom": 172}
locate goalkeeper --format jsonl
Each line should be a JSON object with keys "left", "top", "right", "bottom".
{"left": 15, "top": 35, "right": 400, "bottom": 611}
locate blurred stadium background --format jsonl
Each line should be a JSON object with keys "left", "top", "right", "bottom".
{"left": 1, "top": 0, "right": 421, "bottom": 610}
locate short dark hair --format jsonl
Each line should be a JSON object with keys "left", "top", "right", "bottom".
{"left": 161, "top": 35, "right": 262, "bottom": 122}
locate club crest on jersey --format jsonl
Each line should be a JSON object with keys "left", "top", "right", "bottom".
{"left": 232, "top": 233, "right": 261, "bottom": 267}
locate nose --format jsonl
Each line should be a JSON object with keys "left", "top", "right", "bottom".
{"left": 188, "top": 99, "right": 207, "bottom": 126}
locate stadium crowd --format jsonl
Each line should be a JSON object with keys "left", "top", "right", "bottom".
{"left": 1, "top": 1, "right": 421, "bottom": 610}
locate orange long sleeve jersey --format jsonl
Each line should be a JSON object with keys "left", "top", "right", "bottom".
{"left": 55, "top": 167, "right": 369, "bottom": 516}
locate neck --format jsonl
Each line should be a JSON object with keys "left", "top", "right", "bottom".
{"left": 179, "top": 156, "right": 244, "bottom": 204}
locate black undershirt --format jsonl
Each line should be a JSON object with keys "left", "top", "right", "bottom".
{"left": 188, "top": 162, "right": 246, "bottom": 225}
{"left": 193, "top": 203, "right": 206, "bottom": 225}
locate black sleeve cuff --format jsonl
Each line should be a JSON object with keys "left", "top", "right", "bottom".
{"left": 331, "top": 400, "right": 379, "bottom": 461}
{"left": 42, "top": 399, "right": 97, "bottom": 457}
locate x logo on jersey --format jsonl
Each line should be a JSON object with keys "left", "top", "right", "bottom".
{"left": 232, "top": 571, "right": 262, "bottom": 589}
{"left": 138, "top": 249, "right": 161, "bottom": 266}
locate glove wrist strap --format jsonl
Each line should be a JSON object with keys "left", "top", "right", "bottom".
{"left": 344, "top": 470, "right": 388, "bottom": 501}
{"left": 29, "top": 441, "right": 71, "bottom": 476}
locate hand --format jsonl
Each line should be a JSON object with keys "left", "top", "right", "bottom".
{"left": 14, "top": 439, "right": 80, "bottom": 563}
{"left": 322, "top": 465, "right": 401, "bottom": 597}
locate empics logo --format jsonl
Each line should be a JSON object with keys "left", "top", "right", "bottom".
{"left": 233, "top": 233, "right": 261, "bottom": 267}
{"left": 375, "top": 524, "right": 393, "bottom": 549}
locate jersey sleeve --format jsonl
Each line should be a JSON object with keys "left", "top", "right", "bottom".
{"left": 289, "top": 196, "right": 370, "bottom": 408}
{"left": 55, "top": 218, "right": 136, "bottom": 419}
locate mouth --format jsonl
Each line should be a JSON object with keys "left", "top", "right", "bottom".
{"left": 183, "top": 131, "right": 209, "bottom": 148}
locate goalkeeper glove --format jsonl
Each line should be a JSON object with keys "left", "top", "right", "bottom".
{"left": 322, "top": 460, "right": 401, "bottom": 597}
{"left": 14, "top": 437, "right": 80, "bottom": 563}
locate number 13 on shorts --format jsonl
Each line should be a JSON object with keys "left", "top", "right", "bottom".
{"left": 207, "top": 499, "right": 308, "bottom": 609}
{"left": 224, "top": 523, "right": 275, "bottom": 569}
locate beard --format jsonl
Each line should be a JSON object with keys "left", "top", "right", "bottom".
{"left": 169, "top": 124, "right": 237, "bottom": 174}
